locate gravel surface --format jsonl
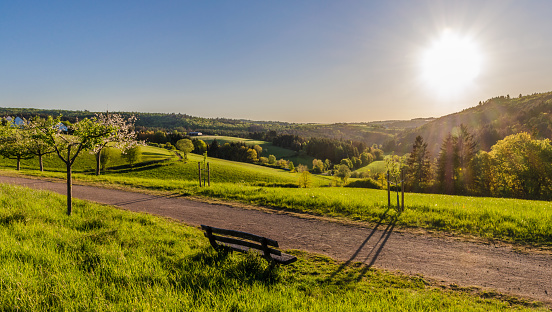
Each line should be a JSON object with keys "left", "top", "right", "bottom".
{"left": 1, "top": 175, "right": 551, "bottom": 305}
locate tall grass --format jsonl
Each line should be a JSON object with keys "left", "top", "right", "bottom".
{"left": 0, "top": 184, "right": 545, "bottom": 311}
{"left": 5, "top": 165, "right": 552, "bottom": 246}
{"left": 194, "top": 185, "right": 552, "bottom": 245}
{"left": 2, "top": 144, "right": 552, "bottom": 246}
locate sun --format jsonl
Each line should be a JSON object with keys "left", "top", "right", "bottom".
{"left": 421, "top": 30, "right": 482, "bottom": 97}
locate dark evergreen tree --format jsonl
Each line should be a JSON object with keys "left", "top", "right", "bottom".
{"left": 406, "top": 135, "right": 431, "bottom": 192}
{"left": 455, "top": 124, "right": 477, "bottom": 194}
{"left": 436, "top": 134, "right": 458, "bottom": 194}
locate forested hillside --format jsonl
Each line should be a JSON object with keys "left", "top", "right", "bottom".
{"left": 3, "top": 91, "right": 551, "bottom": 157}
{"left": 388, "top": 92, "right": 552, "bottom": 155}
{"left": 0, "top": 108, "right": 427, "bottom": 147}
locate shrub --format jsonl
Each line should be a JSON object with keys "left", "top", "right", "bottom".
{"left": 297, "top": 171, "right": 312, "bottom": 188}
{"left": 122, "top": 146, "right": 142, "bottom": 167}
{"left": 345, "top": 178, "right": 381, "bottom": 189}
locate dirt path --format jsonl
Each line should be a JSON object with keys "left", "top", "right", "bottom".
{"left": 1, "top": 175, "right": 551, "bottom": 305}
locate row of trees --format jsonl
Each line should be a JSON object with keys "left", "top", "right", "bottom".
{"left": 207, "top": 140, "right": 261, "bottom": 163}
{"left": 0, "top": 114, "right": 141, "bottom": 215}
{"left": 403, "top": 125, "right": 552, "bottom": 200}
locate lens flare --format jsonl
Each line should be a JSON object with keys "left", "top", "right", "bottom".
{"left": 421, "top": 30, "right": 482, "bottom": 97}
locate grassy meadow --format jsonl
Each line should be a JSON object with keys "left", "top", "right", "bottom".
{"left": 0, "top": 183, "right": 545, "bottom": 311}
{"left": 354, "top": 160, "right": 387, "bottom": 175}
{"left": 3, "top": 145, "right": 178, "bottom": 173}
{"left": 112, "top": 153, "right": 332, "bottom": 186}
{"left": 1, "top": 145, "right": 552, "bottom": 247}
{"left": 200, "top": 135, "right": 315, "bottom": 166}
{"left": 1, "top": 148, "right": 332, "bottom": 187}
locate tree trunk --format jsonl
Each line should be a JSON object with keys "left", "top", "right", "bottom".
{"left": 66, "top": 163, "right": 72, "bottom": 215}
{"left": 39, "top": 155, "right": 44, "bottom": 171}
{"left": 66, "top": 147, "right": 72, "bottom": 216}
{"left": 17, "top": 156, "right": 21, "bottom": 170}
{"left": 95, "top": 151, "right": 101, "bottom": 175}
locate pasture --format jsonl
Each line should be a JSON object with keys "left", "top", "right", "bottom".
{"left": 200, "top": 135, "right": 315, "bottom": 166}
{"left": 107, "top": 153, "right": 332, "bottom": 186}
{"left": 0, "top": 183, "right": 544, "bottom": 311}
{"left": 1, "top": 146, "right": 552, "bottom": 247}
{"left": 354, "top": 160, "right": 386, "bottom": 175}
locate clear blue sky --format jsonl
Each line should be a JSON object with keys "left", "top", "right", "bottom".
{"left": 1, "top": 1, "right": 552, "bottom": 123}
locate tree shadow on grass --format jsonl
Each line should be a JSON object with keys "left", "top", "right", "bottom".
{"left": 110, "top": 192, "right": 191, "bottom": 207}
{"left": 105, "top": 159, "right": 171, "bottom": 173}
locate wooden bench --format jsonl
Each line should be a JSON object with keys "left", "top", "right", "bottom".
{"left": 201, "top": 225, "right": 297, "bottom": 265}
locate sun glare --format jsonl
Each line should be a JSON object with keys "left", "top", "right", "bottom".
{"left": 421, "top": 30, "right": 482, "bottom": 97}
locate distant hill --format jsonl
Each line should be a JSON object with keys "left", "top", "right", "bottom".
{"left": 389, "top": 92, "right": 552, "bottom": 156}
{"left": 4, "top": 90, "right": 551, "bottom": 156}
{"left": 366, "top": 118, "right": 435, "bottom": 129}
{"left": 0, "top": 107, "right": 429, "bottom": 147}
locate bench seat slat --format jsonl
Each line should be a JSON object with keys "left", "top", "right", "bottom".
{"left": 207, "top": 234, "right": 282, "bottom": 256}
{"left": 201, "top": 225, "right": 278, "bottom": 247}
{"left": 220, "top": 242, "right": 297, "bottom": 265}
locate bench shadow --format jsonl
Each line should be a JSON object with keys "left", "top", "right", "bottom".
{"left": 189, "top": 246, "right": 280, "bottom": 286}
{"left": 326, "top": 208, "right": 398, "bottom": 283}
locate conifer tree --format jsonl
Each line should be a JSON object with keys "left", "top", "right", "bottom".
{"left": 406, "top": 135, "right": 431, "bottom": 192}
{"left": 436, "top": 134, "right": 458, "bottom": 194}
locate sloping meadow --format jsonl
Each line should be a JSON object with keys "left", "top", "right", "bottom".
{"left": 0, "top": 183, "right": 545, "bottom": 311}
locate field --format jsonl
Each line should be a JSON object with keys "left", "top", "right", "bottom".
{"left": 354, "top": 160, "right": 386, "bottom": 175}
{"left": 2, "top": 146, "right": 552, "bottom": 247}
{"left": 0, "top": 183, "right": 544, "bottom": 311}
{"left": 200, "top": 135, "right": 315, "bottom": 166}
{"left": 108, "top": 153, "right": 332, "bottom": 186}
{"left": 0, "top": 146, "right": 331, "bottom": 187}
{"left": 2, "top": 145, "right": 178, "bottom": 173}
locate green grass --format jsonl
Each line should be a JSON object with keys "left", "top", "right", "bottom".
{"left": 0, "top": 183, "right": 545, "bottom": 311}
{"left": 201, "top": 135, "right": 268, "bottom": 146}
{"left": 1, "top": 146, "right": 328, "bottom": 186}
{"left": 200, "top": 135, "right": 315, "bottom": 166}
{"left": 2, "top": 145, "right": 552, "bottom": 247}
{"left": 355, "top": 160, "right": 387, "bottom": 175}
{"left": 9, "top": 166, "right": 552, "bottom": 247}
{"left": 195, "top": 186, "right": 552, "bottom": 246}
{"left": 140, "top": 145, "right": 179, "bottom": 161}
{"left": 105, "top": 153, "right": 332, "bottom": 187}
{"left": 0, "top": 145, "right": 178, "bottom": 173}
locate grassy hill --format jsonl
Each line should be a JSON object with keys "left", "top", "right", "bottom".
{"left": 391, "top": 92, "right": 552, "bottom": 155}
{"left": 0, "top": 145, "right": 331, "bottom": 187}
{"left": 0, "top": 145, "right": 178, "bottom": 174}
{"left": 0, "top": 183, "right": 544, "bottom": 311}
{"left": 105, "top": 153, "right": 331, "bottom": 187}
{"left": 4, "top": 155, "right": 552, "bottom": 247}
{"left": 353, "top": 160, "right": 386, "bottom": 175}
{"left": 200, "top": 135, "right": 315, "bottom": 166}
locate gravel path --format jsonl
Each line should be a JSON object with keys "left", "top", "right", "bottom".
{"left": 1, "top": 175, "right": 551, "bottom": 305}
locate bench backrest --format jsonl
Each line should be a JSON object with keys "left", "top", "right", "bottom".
{"left": 201, "top": 225, "right": 282, "bottom": 259}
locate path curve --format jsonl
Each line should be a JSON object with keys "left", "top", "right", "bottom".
{"left": 1, "top": 175, "right": 551, "bottom": 305}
